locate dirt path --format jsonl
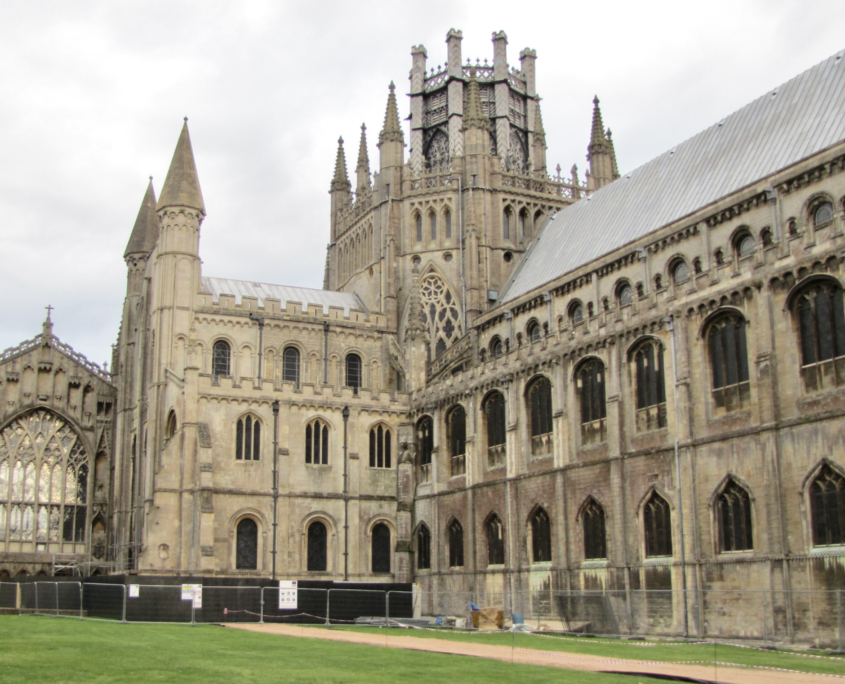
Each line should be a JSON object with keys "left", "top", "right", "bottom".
{"left": 224, "top": 623, "right": 842, "bottom": 684}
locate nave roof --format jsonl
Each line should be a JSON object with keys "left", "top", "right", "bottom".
{"left": 200, "top": 277, "right": 366, "bottom": 316}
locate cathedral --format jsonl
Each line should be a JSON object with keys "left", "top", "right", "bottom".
{"left": 1, "top": 29, "right": 844, "bottom": 640}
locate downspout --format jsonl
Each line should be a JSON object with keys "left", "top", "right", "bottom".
{"left": 271, "top": 400, "right": 279, "bottom": 581}
{"left": 459, "top": 175, "right": 466, "bottom": 331}
{"left": 342, "top": 405, "right": 350, "bottom": 581}
{"left": 503, "top": 378, "right": 515, "bottom": 619}
{"left": 323, "top": 323, "right": 329, "bottom": 385}
{"left": 253, "top": 316, "right": 265, "bottom": 383}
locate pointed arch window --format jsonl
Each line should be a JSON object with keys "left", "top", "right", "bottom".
{"left": 519, "top": 209, "right": 528, "bottom": 241}
{"left": 448, "top": 519, "right": 464, "bottom": 567}
{"left": 282, "top": 347, "right": 300, "bottom": 387}
{"left": 415, "top": 213, "right": 422, "bottom": 242}
{"left": 447, "top": 405, "right": 466, "bottom": 476}
{"left": 577, "top": 359, "right": 607, "bottom": 445}
{"left": 582, "top": 498, "right": 607, "bottom": 560}
{"left": 484, "top": 392, "right": 506, "bottom": 468}
{"left": 212, "top": 340, "right": 231, "bottom": 377}
{"left": 369, "top": 425, "right": 392, "bottom": 469}
{"left": 531, "top": 507, "right": 552, "bottom": 562}
{"left": 644, "top": 492, "right": 673, "bottom": 557}
{"left": 420, "top": 274, "right": 462, "bottom": 360}
{"left": 486, "top": 514, "right": 505, "bottom": 565}
{"left": 708, "top": 314, "right": 750, "bottom": 412}
{"left": 345, "top": 353, "right": 362, "bottom": 391}
{"left": 371, "top": 523, "right": 391, "bottom": 573}
{"left": 632, "top": 339, "right": 667, "bottom": 432}
{"left": 444, "top": 209, "right": 452, "bottom": 239}
{"left": 417, "top": 524, "right": 431, "bottom": 570}
{"left": 307, "top": 521, "right": 327, "bottom": 571}
{"left": 811, "top": 465, "right": 845, "bottom": 546}
{"left": 235, "top": 415, "right": 261, "bottom": 461}
{"left": 164, "top": 410, "right": 177, "bottom": 442}
{"left": 795, "top": 281, "right": 845, "bottom": 392}
{"left": 527, "top": 376, "right": 553, "bottom": 456}
{"left": 305, "top": 419, "right": 329, "bottom": 465}
{"left": 236, "top": 518, "right": 258, "bottom": 570}
{"left": 717, "top": 480, "right": 753, "bottom": 552}
{"left": 416, "top": 416, "right": 433, "bottom": 482}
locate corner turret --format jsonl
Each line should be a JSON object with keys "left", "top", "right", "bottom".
{"left": 586, "top": 97, "right": 619, "bottom": 191}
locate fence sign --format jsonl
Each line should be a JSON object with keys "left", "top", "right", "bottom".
{"left": 128, "top": 584, "right": 140, "bottom": 598}
{"left": 192, "top": 585, "right": 202, "bottom": 609}
{"left": 278, "top": 580, "right": 297, "bottom": 610}
{"left": 181, "top": 583, "right": 202, "bottom": 608}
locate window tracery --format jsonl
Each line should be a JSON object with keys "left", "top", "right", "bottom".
{"left": 582, "top": 498, "right": 607, "bottom": 560}
{"left": 811, "top": 464, "right": 845, "bottom": 546}
{"left": 717, "top": 480, "right": 753, "bottom": 552}
{"left": 708, "top": 314, "right": 750, "bottom": 412}
{"left": 419, "top": 274, "right": 463, "bottom": 361}
{"left": 369, "top": 425, "right": 392, "bottom": 469}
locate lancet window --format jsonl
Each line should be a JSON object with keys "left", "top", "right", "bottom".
{"left": 531, "top": 507, "right": 552, "bottom": 562}
{"left": 417, "top": 524, "right": 431, "bottom": 570}
{"left": 527, "top": 376, "right": 553, "bottom": 456}
{"left": 708, "top": 314, "right": 750, "bottom": 412}
{"left": 419, "top": 274, "right": 462, "bottom": 361}
{"left": 447, "top": 405, "right": 466, "bottom": 476}
{"left": 795, "top": 281, "right": 845, "bottom": 392}
{"left": 448, "top": 519, "right": 464, "bottom": 567}
{"left": 632, "top": 339, "right": 667, "bottom": 432}
{"left": 717, "top": 480, "right": 753, "bottom": 552}
{"left": 484, "top": 392, "right": 506, "bottom": 468}
{"left": 345, "top": 353, "right": 362, "bottom": 390}
{"left": 644, "top": 492, "right": 673, "bottom": 557}
{"left": 371, "top": 523, "right": 391, "bottom": 573}
{"left": 811, "top": 465, "right": 845, "bottom": 546}
{"left": 416, "top": 416, "right": 433, "bottom": 482}
{"left": 486, "top": 514, "right": 505, "bottom": 565}
{"left": 582, "top": 498, "right": 607, "bottom": 560}
{"left": 577, "top": 359, "right": 607, "bottom": 445}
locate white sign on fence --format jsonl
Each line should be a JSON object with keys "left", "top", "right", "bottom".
{"left": 192, "top": 585, "right": 202, "bottom": 609}
{"left": 128, "top": 584, "right": 140, "bottom": 598}
{"left": 278, "top": 580, "right": 297, "bottom": 610}
{"left": 181, "top": 583, "right": 202, "bottom": 608}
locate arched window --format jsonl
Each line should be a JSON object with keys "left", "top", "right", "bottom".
{"left": 570, "top": 302, "right": 584, "bottom": 325}
{"left": 672, "top": 260, "right": 689, "bottom": 285}
{"left": 235, "top": 518, "right": 258, "bottom": 570}
{"left": 519, "top": 208, "right": 528, "bottom": 241}
{"left": 527, "top": 377, "right": 553, "bottom": 456}
{"left": 447, "top": 405, "right": 466, "bottom": 476}
{"left": 795, "top": 281, "right": 845, "bottom": 391}
{"left": 811, "top": 465, "right": 845, "bottom": 546}
{"left": 490, "top": 337, "right": 504, "bottom": 358}
{"left": 282, "top": 347, "right": 300, "bottom": 387}
{"left": 632, "top": 339, "right": 667, "bottom": 432}
{"left": 448, "top": 519, "right": 464, "bottom": 567}
{"left": 644, "top": 492, "right": 673, "bottom": 557}
{"left": 307, "top": 521, "right": 327, "bottom": 571}
{"left": 369, "top": 425, "right": 392, "bottom": 469}
{"left": 484, "top": 392, "right": 506, "bottom": 468}
{"left": 503, "top": 207, "right": 511, "bottom": 240}
{"left": 582, "top": 498, "right": 607, "bottom": 560}
{"left": 429, "top": 211, "right": 437, "bottom": 240}
{"left": 486, "top": 514, "right": 505, "bottom": 565}
{"left": 345, "top": 353, "right": 362, "bottom": 390}
{"left": 814, "top": 201, "right": 834, "bottom": 227}
{"left": 417, "top": 524, "right": 431, "bottom": 570}
{"left": 305, "top": 419, "right": 329, "bottom": 465}
{"left": 416, "top": 416, "right": 433, "bottom": 481}
{"left": 761, "top": 227, "right": 773, "bottom": 247}
{"left": 527, "top": 321, "right": 541, "bottom": 344}
{"left": 577, "top": 360, "right": 607, "bottom": 445}
{"left": 618, "top": 282, "right": 633, "bottom": 307}
{"left": 212, "top": 340, "right": 231, "bottom": 377}
{"left": 371, "top": 523, "right": 391, "bottom": 573}
{"left": 531, "top": 507, "right": 552, "bottom": 562}
{"left": 415, "top": 213, "right": 422, "bottom": 242}
{"left": 164, "top": 410, "right": 177, "bottom": 442}
{"left": 444, "top": 209, "right": 452, "bottom": 239}
{"left": 419, "top": 274, "right": 463, "bottom": 361}
{"left": 735, "top": 233, "right": 755, "bottom": 259}
{"left": 708, "top": 314, "right": 750, "bottom": 412}
{"left": 717, "top": 480, "right": 753, "bottom": 552}
{"left": 235, "top": 415, "right": 261, "bottom": 461}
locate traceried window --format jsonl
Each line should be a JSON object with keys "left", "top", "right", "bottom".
{"left": 644, "top": 492, "right": 673, "bottom": 557}
{"left": 527, "top": 376, "right": 553, "bottom": 457}
{"left": 417, "top": 524, "right": 431, "bottom": 570}
{"left": 531, "top": 507, "right": 552, "bottom": 562}
{"left": 305, "top": 419, "right": 329, "bottom": 465}
{"left": 345, "top": 353, "right": 362, "bottom": 390}
{"left": 484, "top": 392, "right": 506, "bottom": 468}
{"left": 570, "top": 302, "right": 584, "bottom": 325}
{"left": 672, "top": 260, "right": 689, "bottom": 285}
{"left": 282, "top": 347, "right": 300, "bottom": 387}
{"left": 236, "top": 518, "right": 258, "bottom": 570}
{"left": 717, "top": 480, "right": 753, "bottom": 552}
{"left": 795, "top": 281, "right": 845, "bottom": 392}
{"left": 0, "top": 410, "right": 89, "bottom": 549}
{"left": 369, "top": 425, "right": 392, "bottom": 469}
{"left": 708, "top": 314, "right": 750, "bottom": 412}
{"left": 632, "top": 339, "right": 667, "bottom": 432}
{"left": 814, "top": 201, "right": 834, "bottom": 227}
{"left": 811, "top": 465, "right": 845, "bottom": 546}
{"left": 212, "top": 340, "right": 231, "bottom": 377}
{"left": 486, "top": 514, "right": 505, "bottom": 565}
{"left": 419, "top": 274, "right": 463, "bottom": 361}
{"left": 235, "top": 415, "right": 261, "bottom": 461}
{"left": 447, "top": 405, "right": 466, "bottom": 476}
{"left": 527, "top": 321, "right": 541, "bottom": 344}
{"left": 618, "top": 283, "right": 633, "bottom": 307}
{"left": 416, "top": 416, "right": 433, "bottom": 482}
{"left": 582, "top": 498, "right": 607, "bottom": 560}
{"left": 371, "top": 523, "right": 391, "bottom": 573}
{"left": 307, "top": 520, "right": 327, "bottom": 571}
{"left": 448, "top": 519, "right": 464, "bottom": 567}
{"left": 577, "top": 359, "right": 607, "bottom": 445}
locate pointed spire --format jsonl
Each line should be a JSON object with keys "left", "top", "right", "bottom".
{"left": 124, "top": 177, "right": 159, "bottom": 257}
{"left": 589, "top": 96, "right": 606, "bottom": 148}
{"left": 356, "top": 124, "right": 371, "bottom": 195}
{"left": 331, "top": 136, "right": 351, "bottom": 192}
{"left": 379, "top": 82, "right": 404, "bottom": 145}
{"left": 607, "top": 128, "right": 620, "bottom": 180}
{"left": 462, "top": 68, "right": 491, "bottom": 132}
{"left": 533, "top": 96, "right": 546, "bottom": 146}
{"left": 157, "top": 119, "right": 205, "bottom": 214}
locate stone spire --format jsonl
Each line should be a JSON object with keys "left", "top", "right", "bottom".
{"left": 607, "top": 128, "right": 620, "bottom": 180}
{"left": 379, "top": 82, "right": 404, "bottom": 145}
{"left": 157, "top": 119, "right": 205, "bottom": 214}
{"left": 462, "top": 68, "right": 491, "bottom": 132}
{"left": 532, "top": 96, "right": 547, "bottom": 173}
{"left": 587, "top": 96, "right": 616, "bottom": 191}
{"left": 355, "top": 124, "right": 371, "bottom": 196}
{"left": 331, "top": 137, "right": 351, "bottom": 192}
{"left": 124, "top": 178, "right": 159, "bottom": 257}
{"left": 589, "top": 96, "right": 607, "bottom": 150}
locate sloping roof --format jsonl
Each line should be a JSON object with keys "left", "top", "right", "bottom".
{"left": 200, "top": 277, "right": 366, "bottom": 316}
{"left": 499, "top": 50, "right": 845, "bottom": 306}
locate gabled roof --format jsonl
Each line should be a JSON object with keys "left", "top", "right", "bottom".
{"left": 200, "top": 277, "right": 366, "bottom": 316}
{"left": 498, "top": 50, "right": 845, "bottom": 306}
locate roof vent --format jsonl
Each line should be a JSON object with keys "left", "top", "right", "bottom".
{"left": 836, "top": 54, "right": 843, "bottom": 62}
{"left": 669, "top": 149, "right": 676, "bottom": 155}
{"left": 771, "top": 89, "right": 778, "bottom": 98}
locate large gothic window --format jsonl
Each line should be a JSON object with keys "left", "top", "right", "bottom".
{"left": 235, "top": 415, "right": 261, "bottom": 461}
{"left": 417, "top": 524, "right": 431, "bottom": 570}
{"left": 236, "top": 518, "right": 258, "bottom": 570}
{"left": 486, "top": 514, "right": 505, "bottom": 565}
{"left": 708, "top": 315, "right": 750, "bottom": 412}
{"left": 632, "top": 339, "right": 667, "bottom": 432}
{"left": 644, "top": 492, "right": 673, "bottom": 557}
{"left": 371, "top": 523, "right": 391, "bottom": 573}
{"left": 305, "top": 419, "right": 329, "bottom": 465}
{"left": 582, "top": 498, "right": 607, "bottom": 560}
{"left": 795, "top": 281, "right": 845, "bottom": 392}
{"left": 811, "top": 465, "right": 845, "bottom": 546}
{"left": 212, "top": 340, "right": 231, "bottom": 377}
{"left": 416, "top": 416, "right": 433, "bottom": 482}
{"left": 484, "top": 392, "right": 506, "bottom": 468}
{"left": 419, "top": 274, "right": 462, "bottom": 361}
{"left": 577, "top": 360, "right": 607, "bottom": 445}
{"left": 448, "top": 519, "right": 464, "bottom": 567}
{"left": 531, "top": 507, "right": 552, "bottom": 563}
{"left": 447, "top": 405, "right": 466, "bottom": 476}
{"left": 345, "top": 353, "right": 362, "bottom": 390}
{"left": 508, "top": 129, "right": 527, "bottom": 175}
{"left": 425, "top": 128, "right": 450, "bottom": 171}
{"left": 527, "top": 376, "right": 553, "bottom": 457}
{"left": 369, "top": 425, "right": 392, "bottom": 469}
{"left": 0, "top": 410, "right": 88, "bottom": 549}
{"left": 307, "top": 521, "right": 327, "bottom": 571}
{"left": 717, "top": 480, "right": 753, "bottom": 552}
{"left": 282, "top": 347, "right": 300, "bottom": 387}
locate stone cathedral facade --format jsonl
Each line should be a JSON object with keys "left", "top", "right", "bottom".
{"left": 1, "top": 29, "right": 844, "bottom": 640}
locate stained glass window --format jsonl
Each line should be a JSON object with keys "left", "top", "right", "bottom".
{"left": 212, "top": 340, "right": 231, "bottom": 377}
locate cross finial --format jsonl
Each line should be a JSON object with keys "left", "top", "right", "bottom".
{"left": 45, "top": 304, "right": 53, "bottom": 321}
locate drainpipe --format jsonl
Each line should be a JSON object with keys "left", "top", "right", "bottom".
{"left": 271, "top": 400, "right": 280, "bottom": 581}
{"left": 342, "top": 405, "right": 350, "bottom": 581}
{"left": 458, "top": 175, "right": 466, "bottom": 331}
{"left": 323, "top": 323, "right": 329, "bottom": 385}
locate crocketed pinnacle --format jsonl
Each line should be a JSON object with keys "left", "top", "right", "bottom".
{"left": 462, "top": 68, "right": 491, "bottom": 132}
{"left": 125, "top": 178, "right": 159, "bottom": 257}
{"left": 533, "top": 97, "right": 546, "bottom": 146}
{"left": 379, "top": 82, "right": 404, "bottom": 145}
{"left": 589, "top": 96, "right": 606, "bottom": 148}
{"left": 607, "top": 128, "right": 620, "bottom": 179}
{"left": 157, "top": 120, "right": 206, "bottom": 215}
{"left": 356, "top": 124, "right": 370, "bottom": 172}
{"left": 330, "top": 136, "right": 351, "bottom": 192}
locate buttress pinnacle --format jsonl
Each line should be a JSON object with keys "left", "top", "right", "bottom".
{"left": 331, "top": 136, "right": 351, "bottom": 193}
{"left": 379, "top": 82, "right": 404, "bottom": 145}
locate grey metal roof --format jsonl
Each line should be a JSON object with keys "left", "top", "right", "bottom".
{"left": 499, "top": 50, "right": 845, "bottom": 306}
{"left": 200, "top": 277, "right": 366, "bottom": 316}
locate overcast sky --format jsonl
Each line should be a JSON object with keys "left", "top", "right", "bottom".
{"left": 0, "top": 0, "right": 842, "bottom": 370}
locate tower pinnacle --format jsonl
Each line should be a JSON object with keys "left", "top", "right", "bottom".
{"left": 157, "top": 120, "right": 205, "bottom": 214}
{"left": 587, "top": 96, "right": 618, "bottom": 191}
{"left": 356, "top": 124, "right": 371, "bottom": 195}
{"left": 379, "top": 82, "right": 404, "bottom": 145}
{"left": 331, "top": 137, "right": 351, "bottom": 192}
{"left": 462, "top": 68, "right": 492, "bottom": 132}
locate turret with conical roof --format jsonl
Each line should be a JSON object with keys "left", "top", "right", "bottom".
{"left": 330, "top": 136, "right": 352, "bottom": 241}
{"left": 587, "top": 97, "right": 618, "bottom": 191}
{"left": 157, "top": 119, "right": 205, "bottom": 215}
{"left": 124, "top": 178, "right": 159, "bottom": 297}
{"left": 355, "top": 124, "right": 371, "bottom": 197}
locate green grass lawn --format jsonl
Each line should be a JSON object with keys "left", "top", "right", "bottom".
{"left": 311, "top": 624, "right": 845, "bottom": 677}
{"left": 0, "top": 615, "right": 670, "bottom": 684}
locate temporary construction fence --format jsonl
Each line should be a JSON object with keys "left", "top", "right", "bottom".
{"left": 1, "top": 582, "right": 842, "bottom": 649}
